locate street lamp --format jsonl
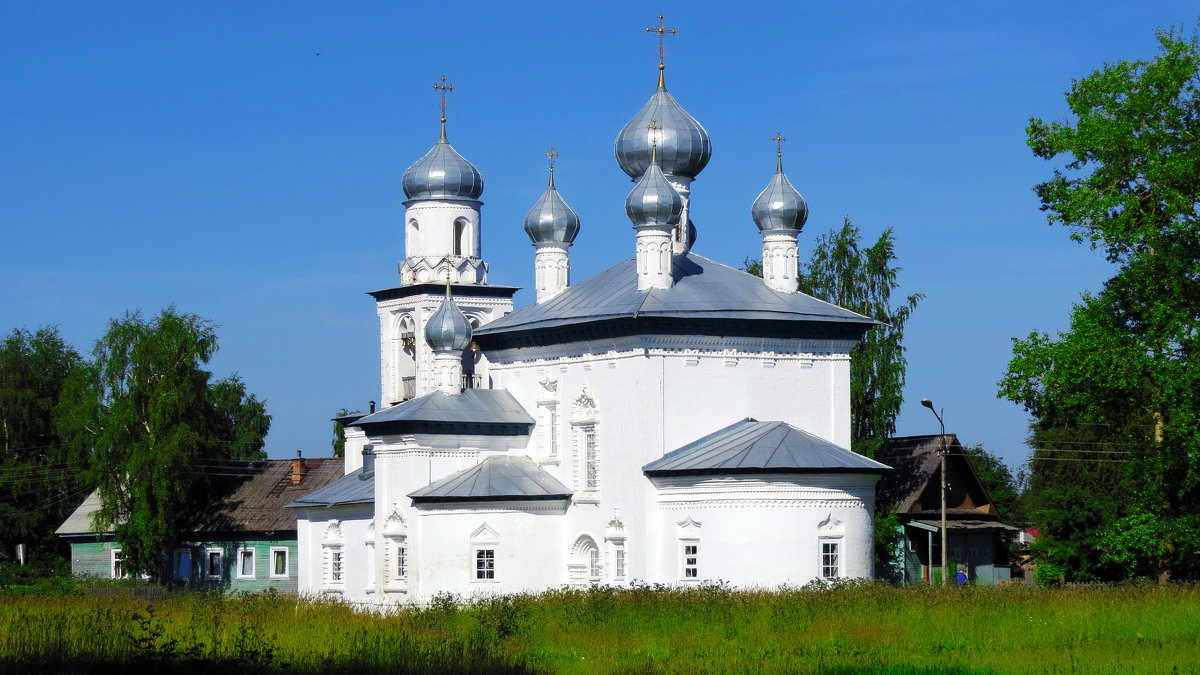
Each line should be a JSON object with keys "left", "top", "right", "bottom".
{"left": 921, "top": 398, "right": 949, "bottom": 586}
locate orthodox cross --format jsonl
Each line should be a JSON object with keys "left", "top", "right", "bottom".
{"left": 545, "top": 146, "right": 559, "bottom": 187}
{"left": 647, "top": 119, "right": 661, "bottom": 163}
{"left": 433, "top": 75, "right": 453, "bottom": 125}
{"left": 645, "top": 14, "right": 677, "bottom": 72}
{"left": 772, "top": 130, "right": 787, "bottom": 171}
{"left": 438, "top": 255, "right": 454, "bottom": 294}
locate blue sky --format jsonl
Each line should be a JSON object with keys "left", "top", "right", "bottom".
{"left": 3, "top": 2, "right": 1195, "bottom": 470}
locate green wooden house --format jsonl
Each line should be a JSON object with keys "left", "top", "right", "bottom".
{"left": 56, "top": 456, "right": 343, "bottom": 592}
{"left": 874, "top": 435, "right": 1019, "bottom": 585}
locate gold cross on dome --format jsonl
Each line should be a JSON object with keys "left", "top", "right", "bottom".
{"left": 545, "top": 146, "right": 559, "bottom": 187}
{"left": 772, "top": 130, "right": 787, "bottom": 171}
{"left": 433, "top": 75, "right": 453, "bottom": 124}
{"left": 645, "top": 14, "right": 677, "bottom": 72}
{"left": 647, "top": 119, "right": 662, "bottom": 163}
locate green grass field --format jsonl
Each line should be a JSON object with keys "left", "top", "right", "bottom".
{"left": 1, "top": 581, "right": 1197, "bottom": 673}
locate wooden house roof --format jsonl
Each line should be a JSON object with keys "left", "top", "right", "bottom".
{"left": 875, "top": 435, "right": 1006, "bottom": 523}
{"left": 57, "top": 457, "right": 345, "bottom": 536}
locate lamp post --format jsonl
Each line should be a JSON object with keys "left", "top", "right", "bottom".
{"left": 920, "top": 398, "right": 948, "bottom": 586}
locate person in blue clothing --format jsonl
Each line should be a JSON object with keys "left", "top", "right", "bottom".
{"left": 953, "top": 567, "right": 968, "bottom": 585}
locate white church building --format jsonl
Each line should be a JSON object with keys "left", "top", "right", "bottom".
{"left": 287, "top": 54, "right": 889, "bottom": 604}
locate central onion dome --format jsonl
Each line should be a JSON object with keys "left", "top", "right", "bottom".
{"left": 751, "top": 155, "right": 808, "bottom": 233}
{"left": 524, "top": 170, "right": 581, "bottom": 245}
{"left": 614, "top": 77, "right": 711, "bottom": 181}
{"left": 626, "top": 154, "right": 683, "bottom": 228}
{"left": 424, "top": 289, "right": 473, "bottom": 352}
{"left": 402, "top": 127, "right": 484, "bottom": 201}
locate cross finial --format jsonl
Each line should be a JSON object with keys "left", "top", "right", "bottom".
{"left": 647, "top": 119, "right": 662, "bottom": 164}
{"left": 438, "top": 255, "right": 453, "bottom": 294}
{"left": 772, "top": 130, "right": 787, "bottom": 172}
{"left": 545, "top": 146, "right": 559, "bottom": 188}
{"left": 433, "top": 76, "right": 453, "bottom": 133}
{"left": 645, "top": 14, "right": 677, "bottom": 88}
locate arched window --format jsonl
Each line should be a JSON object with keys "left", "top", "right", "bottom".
{"left": 569, "top": 535, "right": 601, "bottom": 586}
{"left": 453, "top": 218, "right": 469, "bottom": 256}
{"left": 407, "top": 219, "right": 420, "bottom": 256}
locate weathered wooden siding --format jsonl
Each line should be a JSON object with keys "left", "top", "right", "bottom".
{"left": 68, "top": 540, "right": 118, "bottom": 577}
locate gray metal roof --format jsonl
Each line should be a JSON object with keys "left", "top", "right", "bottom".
{"left": 615, "top": 80, "right": 711, "bottom": 181}
{"left": 409, "top": 455, "right": 572, "bottom": 502}
{"left": 425, "top": 292, "right": 473, "bottom": 352}
{"left": 752, "top": 162, "right": 808, "bottom": 234}
{"left": 643, "top": 418, "right": 890, "bottom": 475}
{"left": 401, "top": 127, "right": 484, "bottom": 201}
{"left": 474, "top": 253, "right": 876, "bottom": 338}
{"left": 286, "top": 468, "right": 375, "bottom": 508}
{"left": 524, "top": 178, "right": 581, "bottom": 245}
{"left": 351, "top": 389, "right": 535, "bottom": 429}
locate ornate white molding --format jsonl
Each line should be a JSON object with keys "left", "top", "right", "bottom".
{"left": 487, "top": 336, "right": 855, "bottom": 368}
{"left": 659, "top": 499, "right": 866, "bottom": 510}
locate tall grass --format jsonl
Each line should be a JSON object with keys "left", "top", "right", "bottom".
{"left": 1, "top": 582, "right": 1197, "bottom": 673}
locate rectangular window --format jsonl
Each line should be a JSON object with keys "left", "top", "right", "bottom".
{"left": 548, "top": 408, "right": 558, "bottom": 459}
{"left": 475, "top": 548, "right": 495, "bottom": 580}
{"left": 615, "top": 547, "right": 626, "bottom": 579}
{"left": 206, "top": 549, "right": 223, "bottom": 579}
{"left": 111, "top": 548, "right": 126, "bottom": 579}
{"left": 822, "top": 541, "right": 840, "bottom": 579}
{"left": 395, "top": 545, "right": 407, "bottom": 580}
{"left": 270, "top": 548, "right": 289, "bottom": 579}
{"left": 331, "top": 549, "right": 344, "bottom": 582}
{"left": 583, "top": 429, "right": 598, "bottom": 490}
{"left": 173, "top": 549, "right": 191, "bottom": 580}
{"left": 682, "top": 543, "right": 698, "bottom": 579}
{"left": 237, "top": 548, "right": 255, "bottom": 579}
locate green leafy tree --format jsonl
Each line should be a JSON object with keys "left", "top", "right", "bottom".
{"left": 331, "top": 408, "right": 352, "bottom": 458}
{"left": 57, "top": 309, "right": 271, "bottom": 578}
{"left": 0, "top": 327, "right": 85, "bottom": 567}
{"left": 1000, "top": 28, "right": 1200, "bottom": 580}
{"left": 962, "top": 444, "right": 1026, "bottom": 525}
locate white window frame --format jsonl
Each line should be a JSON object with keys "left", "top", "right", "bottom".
{"left": 612, "top": 541, "right": 627, "bottom": 582}
{"left": 205, "top": 548, "right": 224, "bottom": 580}
{"left": 269, "top": 547, "right": 289, "bottom": 579}
{"left": 172, "top": 548, "right": 191, "bottom": 580}
{"left": 680, "top": 540, "right": 700, "bottom": 581}
{"left": 570, "top": 386, "right": 600, "bottom": 501}
{"left": 323, "top": 520, "right": 345, "bottom": 593}
{"left": 110, "top": 548, "right": 127, "bottom": 579}
{"left": 820, "top": 539, "right": 842, "bottom": 579}
{"left": 470, "top": 523, "right": 500, "bottom": 584}
{"left": 236, "top": 547, "right": 256, "bottom": 579}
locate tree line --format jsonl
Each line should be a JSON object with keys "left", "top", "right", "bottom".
{"left": 0, "top": 309, "right": 270, "bottom": 578}
{"left": 1000, "top": 26, "right": 1200, "bottom": 582}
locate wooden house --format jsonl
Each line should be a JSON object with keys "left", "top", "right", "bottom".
{"left": 56, "top": 456, "right": 343, "bottom": 592}
{"left": 875, "top": 435, "right": 1019, "bottom": 585}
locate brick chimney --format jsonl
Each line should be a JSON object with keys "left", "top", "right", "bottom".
{"left": 291, "top": 450, "right": 306, "bottom": 485}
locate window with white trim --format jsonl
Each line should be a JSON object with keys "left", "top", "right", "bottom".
{"left": 394, "top": 543, "right": 407, "bottom": 581}
{"left": 269, "top": 547, "right": 289, "bottom": 579}
{"left": 470, "top": 523, "right": 500, "bottom": 583}
{"left": 682, "top": 543, "right": 699, "bottom": 580}
{"left": 614, "top": 545, "right": 627, "bottom": 580}
{"left": 588, "top": 548, "right": 602, "bottom": 581}
{"left": 205, "top": 548, "right": 224, "bottom": 579}
{"left": 383, "top": 508, "right": 409, "bottom": 593}
{"left": 111, "top": 548, "right": 127, "bottom": 579}
{"left": 821, "top": 541, "right": 841, "bottom": 579}
{"left": 173, "top": 548, "right": 191, "bottom": 580}
{"left": 570, "top": 385, "right": 600, "bottom": 498}
{"left": 817, "top": 514, "right": 845, "bottom": 580}
{"left": 236, "top": 547, "right": 255, "bottom": 579}
{"left": 475, "top": 548, "right": 495, "bottom": 580}
{"left": 322, "top": 520, "right": 345, "bottom": 592}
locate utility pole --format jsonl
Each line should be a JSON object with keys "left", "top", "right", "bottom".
{"left": 921, "top": 398, "right": 948, "bottom": 585}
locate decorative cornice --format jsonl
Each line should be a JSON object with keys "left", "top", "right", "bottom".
{"left": 487, "top": 336, "right": 855, "bottom": 368}
{"left": 659, "top": 499, "right": 866, "bottom": 510}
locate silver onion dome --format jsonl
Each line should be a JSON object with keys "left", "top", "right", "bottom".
{"left": 615, "top": 81, "right": 711, "bottom": 181}
{"left": 626, "top": 158, "right": 683, "bottom": 228}
{"left": 402, "top": 127, "right": 484, "bottom": 201}
{"left": 751, "top": 160, "right": 808, "bottom": 233}
{"left": 424, "top": 291, "right": 473, "bottom": 352}
{"left": 523, "top": 173, "right": 580, "bottom": 245}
